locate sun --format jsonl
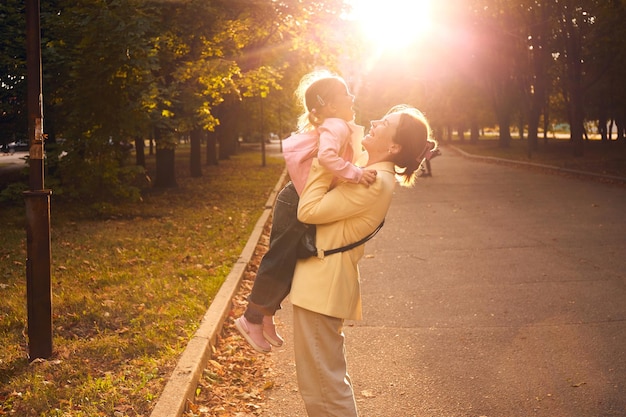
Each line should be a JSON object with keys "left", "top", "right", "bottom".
{"left": 346, "top": 0, "right": 434, "bottom": 52}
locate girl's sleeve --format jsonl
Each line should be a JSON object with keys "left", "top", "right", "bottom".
{"left": 318, "top": 120, "right": 363, "bottom": 183}
{"left": 297, "top": 159, "right": 380, "bottom": 225}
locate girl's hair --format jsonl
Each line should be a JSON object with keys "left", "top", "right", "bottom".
{"left": 295, "top": 70, "right": 349, "bottom": 132}
{"left": 388, "top": 104, "right": 438, "bottom": 187}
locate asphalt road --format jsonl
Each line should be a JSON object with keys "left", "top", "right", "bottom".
{"left": 260, "top": 149, "right": 626, "bottom": 417}
{"left": 0, "top": 151, "right": 29, "bottom": 172}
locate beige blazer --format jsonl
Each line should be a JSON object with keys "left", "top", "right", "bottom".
{"left": 290, "top": 158, "right": 397, "bottom": 320}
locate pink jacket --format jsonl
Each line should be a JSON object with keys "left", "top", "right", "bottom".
{"left": 282, "top": 118, "right": 365, "bottom": 195}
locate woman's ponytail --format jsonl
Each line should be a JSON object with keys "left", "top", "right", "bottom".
{"left": 389, "top": 106, "right": 437, "bottom": 187}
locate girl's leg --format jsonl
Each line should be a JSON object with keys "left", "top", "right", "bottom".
{"left": 234, "top": 316, "right": 271, "bottom": 353}
{"left": 237, "top": 183, "right": 303, "bottom": 351}
{"left": 262, "top": 315, "right": 283, "bottom": 347}
{"left": 246, "top": 182, "right": 303, "bottom": 316}
{"left": 293, "top": 305, "right": 358, "bottom": 417}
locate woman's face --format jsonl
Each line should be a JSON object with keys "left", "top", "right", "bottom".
{"left": 362, "top": 112, "right": 401, "bottom": 155}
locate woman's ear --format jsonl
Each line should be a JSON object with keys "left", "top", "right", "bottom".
{"left": 388, "top": 143, "right": 401, "bottom": 155}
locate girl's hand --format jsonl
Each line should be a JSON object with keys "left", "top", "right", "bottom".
{"left": 359, "top": 169, "right": 378, "bottom": 186}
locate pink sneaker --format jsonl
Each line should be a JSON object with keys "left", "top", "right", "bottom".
{"left": 234, "top": 316, "right": 271, "bottom": 353}
{"left": 262, "top": 315, "right": 284, "bottom": 347}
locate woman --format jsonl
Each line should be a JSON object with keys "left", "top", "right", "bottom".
{"left": 290, "top": 105, "right": 437, "bottom": 416}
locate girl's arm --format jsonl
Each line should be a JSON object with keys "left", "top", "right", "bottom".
{"left": 297, "top": 159, "right": 383, "bottom": 225}
{"left": 318, "top": 119, "right": 364, "bottom": 184}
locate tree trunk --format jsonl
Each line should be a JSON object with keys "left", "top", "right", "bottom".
{"left": 616, "top": 115, "right": 625, "bottom": 142}
{"left": 219, "top": 134, "right": 237, "bottom": 160}
{"left": 154, "top": 127, "right": 177, "bottom": 188}
{"left": 206, "top": 130, "right": 218, "bottom": 166}
{"left": 563, "top": 5, "right": 585, "bottom": 157}
{"left": 543, "top": 97, "right": 550, "bottom": 145}
{"left": 495, "top": 108, "right": 512, "bottom": 148}
{"left": 526, "top": 6, "right": 550, "bottom": 157}
{"left": 569, "top": 88, "right": 585, "bottom": 157}
{"left": 488, "top": 76, "right": 515, "bottom": 149}
{"left": 155, "top": 147, "right": 177, "bottom": 188}
{"left": 528, "top": 84, "right": 543, "bottom": 156}
{"left": 470, "top": 120, "right": 479, "bottom": 144}
{"left": 527, "top": 109, "right": 540, "bottom": 158}
{"left": 134, "top": 136, "right": 145, "bottom": 167}
{"left": 190, "top": 128, "right": 202, "bottom": 177}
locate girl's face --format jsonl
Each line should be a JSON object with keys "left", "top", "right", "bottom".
{"left": 362, "top": 113, "right": 401, "bottom": 155}
{"left": 328, "top": 84, "right": 355, "bottom": 121}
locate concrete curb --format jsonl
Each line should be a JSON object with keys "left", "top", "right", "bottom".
{"left": 149, "top": 168, "right": 289, "bottom": 417}
{"left": 449, "top": 144, "right": 626, "bottom": 184}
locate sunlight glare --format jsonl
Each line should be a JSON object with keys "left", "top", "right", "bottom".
{"left": 347, "top": 0, "right": 433, "bottom": 52}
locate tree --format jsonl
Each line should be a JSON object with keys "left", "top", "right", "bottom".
{"left": 467, "top": 0, "right": 532, "bottom": 148}
{"left": 0, "top": 0, "right": 27, "bottom": 146}
{"left": 41, "top": 0, "right": 158, "bottom": 199}
{"left": 558, "top": 0, "right": 588, "bottom": 156}
{"left": 521, "top": 1, "right": 557, "bottom": 156}
{"left": 145, "top": 0, "right": 236, "bottom": 186}
{"left": 10, "top": 0, "right": 623, "bottom": 201}
{"left": 583, "top": 0, "right": 626, "bottom": 143}
{"left": 148, "top": 0, "right": 348, "bottom": 183}
{"left": 211, "top": 0, "right": 349, "bottom": 161}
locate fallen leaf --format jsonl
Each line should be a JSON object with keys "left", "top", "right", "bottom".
{"left": 360, "top": 389, "right": 376, "bottom": 398}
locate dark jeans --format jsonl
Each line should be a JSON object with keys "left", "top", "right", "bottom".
{"left": 245, "top": 182, "right": 308, "bottom": 324}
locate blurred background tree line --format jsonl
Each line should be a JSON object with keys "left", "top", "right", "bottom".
{"left": 1, "top": 0, "right": 625, "bottom": 202}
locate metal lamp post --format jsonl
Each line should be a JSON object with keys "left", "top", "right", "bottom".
{"left": 25, "top": 0, "right": 53, "bottom": 360}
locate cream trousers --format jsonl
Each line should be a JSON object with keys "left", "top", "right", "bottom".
{"left": 293, "top": 305, "right": 359, "bottom": 417}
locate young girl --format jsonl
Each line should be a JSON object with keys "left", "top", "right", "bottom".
{"left": 234, "top": 70, "right": 377, "bottom": 353}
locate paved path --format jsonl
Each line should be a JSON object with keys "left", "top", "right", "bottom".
{"left": 260, "top": 149, "right": 626, "bottom": 417}
{"left": 0, "top": 151, "right": 28, "bottom": 172}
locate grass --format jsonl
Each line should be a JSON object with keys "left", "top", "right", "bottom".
{"left": 0, "top": 145, "right": 284, "bottom": 416}
{"left": 450, "top": 136, "right": 626, "bottom": 180}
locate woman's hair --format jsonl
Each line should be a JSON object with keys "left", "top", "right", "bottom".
{"left": 295, "top": 70, "right": 348, "bottom": 132}
{"left": 388, "top": 104, "right": 438, "bottom": 187}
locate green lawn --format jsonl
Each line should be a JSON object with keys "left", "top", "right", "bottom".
{"left": 450, "top": 136, "right": 626, "bottom": 179}
{"left": 0, "top": 146, "right": 284, "bottom": 416}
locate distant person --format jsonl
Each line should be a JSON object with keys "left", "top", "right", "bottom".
{"left": 291, "top": 104, "right": 437, "bottom": 416}
{"left": 417, "top": 142, "right": 441, "bottom": 177}
{"left": 234, "top": 70, "right": 377, "bottom": 352}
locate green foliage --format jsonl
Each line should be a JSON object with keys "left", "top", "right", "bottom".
{"left": 2, "top": 0, "right": 353, "bottom": 199}
{"left": 0, "top": 181, "right": 28, "bottom": 203}
{"left": 0, "top": 0, "right": 27, "bottom": 144}
{"left": 42, "top": 0, "right": 159, "bottom": 138}
{"left": 53, "top": 150, "right": 147, "bottom": 203}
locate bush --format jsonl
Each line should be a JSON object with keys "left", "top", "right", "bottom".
{"left": 0, "top": 182, "right": 28, "bottom": 203}
{"left": 53, "top": 146, "right": 149, "bottom": 203}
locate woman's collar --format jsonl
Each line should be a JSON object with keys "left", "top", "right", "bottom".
{"left": 366, "top": 159, "right": 395, "bottom": 173}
